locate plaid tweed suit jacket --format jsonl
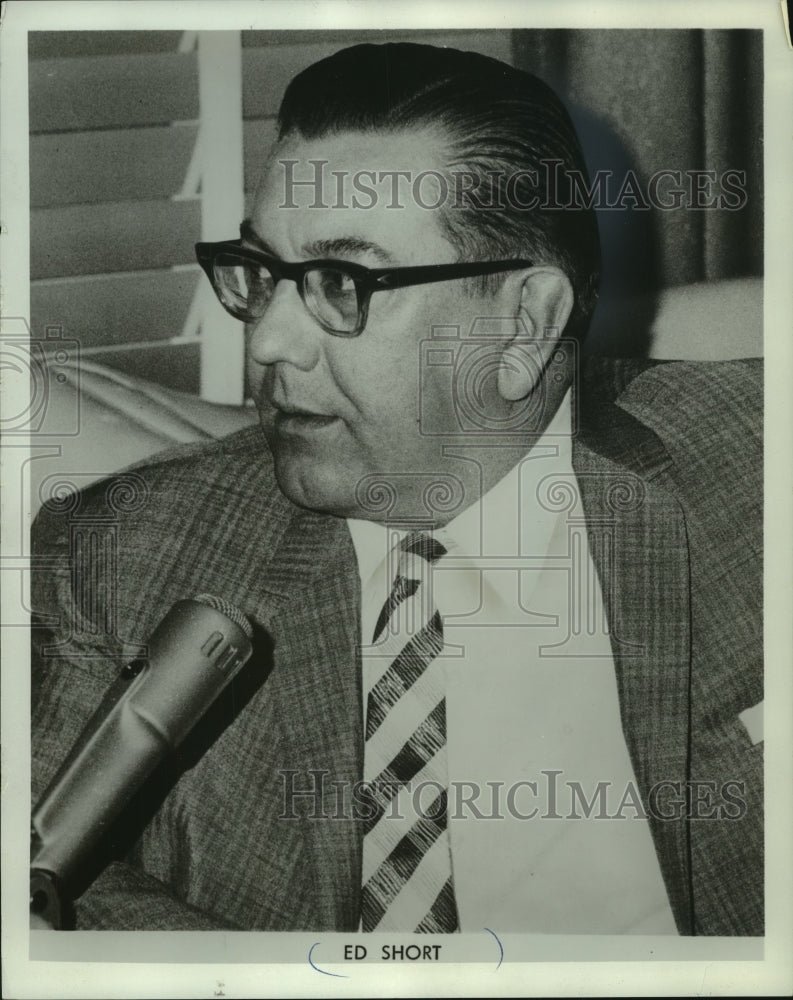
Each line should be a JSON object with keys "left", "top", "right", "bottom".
{"left": 31, "top": 356, "right": 763, "bottom": 934}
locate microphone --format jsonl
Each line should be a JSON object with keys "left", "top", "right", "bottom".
{"left": 30, "top": 594, "right": 254, "bottom": 922}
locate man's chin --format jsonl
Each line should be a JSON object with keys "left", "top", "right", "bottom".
{"left": 271, "top": 455, "right": 356, "bottom": 518}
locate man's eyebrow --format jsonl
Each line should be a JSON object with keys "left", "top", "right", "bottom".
{"left": 238, "top": 221, "right": 396, "bottom": 265}
{"left": 302, "top": 237, "right": 396, "bottom": 265}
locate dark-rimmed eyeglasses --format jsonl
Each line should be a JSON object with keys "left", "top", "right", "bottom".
{"left": 195, "top": 240, "right": 534, "bottom": 337}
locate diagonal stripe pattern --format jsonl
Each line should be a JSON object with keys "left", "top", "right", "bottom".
{"left": 361, "top": 531, "right": 459, "bottom": 932}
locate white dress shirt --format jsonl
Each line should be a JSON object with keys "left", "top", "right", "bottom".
{"left": 348, "top": 393, "right": 677, "bottom": 934}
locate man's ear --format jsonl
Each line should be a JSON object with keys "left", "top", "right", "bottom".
{"left": 498, "top": 267, "right": 574, "bottom": 402}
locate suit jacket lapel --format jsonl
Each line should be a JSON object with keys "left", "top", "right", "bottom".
{"left": 259, "top": 506, "right": 363, "bottom": 930}
{"left": 573, "top": 358, "right": 694, "bottom": 933}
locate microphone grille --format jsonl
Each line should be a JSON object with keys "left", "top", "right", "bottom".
{"left": 194, "top": 594, "right": 254, "bottom": 639}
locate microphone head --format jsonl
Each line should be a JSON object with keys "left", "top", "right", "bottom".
{"left": 31, "top": 593, "right": 256, "bottom": 887}
{"left": 193, "top": 593, "right": 254, "bottom": 639}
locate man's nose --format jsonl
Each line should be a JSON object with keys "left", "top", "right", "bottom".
{"left": 246, "top": 281, "right": 321, "bottom": 371}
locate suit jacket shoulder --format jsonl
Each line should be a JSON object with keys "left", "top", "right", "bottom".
{"left": 579, "top": 355, "right": 762, "bottom": 460}
{"left": 577, "top": 356, "right": 762, "bottom": 593}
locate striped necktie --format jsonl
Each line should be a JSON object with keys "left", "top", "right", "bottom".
{"left": 360, "top": 531, "right": 459, "bottom": 932}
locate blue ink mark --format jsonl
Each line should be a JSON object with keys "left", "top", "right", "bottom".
{"left": 484, "top": 927, "right": 504, "bottom": 970}
{"left": 308, "top": 941, "right": 349, "bottom": 979}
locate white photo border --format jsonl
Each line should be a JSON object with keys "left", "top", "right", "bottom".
{"left": 2, "top": 1, "right": 791, "bottom": 996}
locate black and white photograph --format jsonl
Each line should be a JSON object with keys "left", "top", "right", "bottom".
{"left": 2, "top": 1, "right": 791, "bottom": 996}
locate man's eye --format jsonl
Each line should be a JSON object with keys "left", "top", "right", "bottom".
{"left": 317, "top": 268, "right": 357, "bottom": 300}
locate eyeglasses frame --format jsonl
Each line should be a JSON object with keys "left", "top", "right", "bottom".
{"left": 195, "top": 239, "right": 535, "bottom": 337}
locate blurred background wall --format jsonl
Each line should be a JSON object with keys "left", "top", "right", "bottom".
{"left": 28, "top": 29, "right": 763, "bottom": 398}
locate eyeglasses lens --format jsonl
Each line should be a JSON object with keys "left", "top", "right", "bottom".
{"left": 303, "top": 268, "right": 360, "bottom": 334}
{"left": 212, "top": 253, "right": 361, "bottom": 334}
{"left": 213, "top": 252, "right": 275, "bottom": 322}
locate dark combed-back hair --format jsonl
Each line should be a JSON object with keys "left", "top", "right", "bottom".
{"left": 277, "top": 42, "right": 600, "bottom": 340}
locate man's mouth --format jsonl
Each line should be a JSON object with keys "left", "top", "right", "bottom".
{"left": 270, "top": 401, "right": 339, "bottom": 432}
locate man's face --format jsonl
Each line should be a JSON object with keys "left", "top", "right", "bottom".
{"left": 247, "top": 128, "right": 516, "bottom": 520}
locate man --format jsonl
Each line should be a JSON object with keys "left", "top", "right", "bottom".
{"left": 31, "top": 42, "right": 762, "bottom": 934}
